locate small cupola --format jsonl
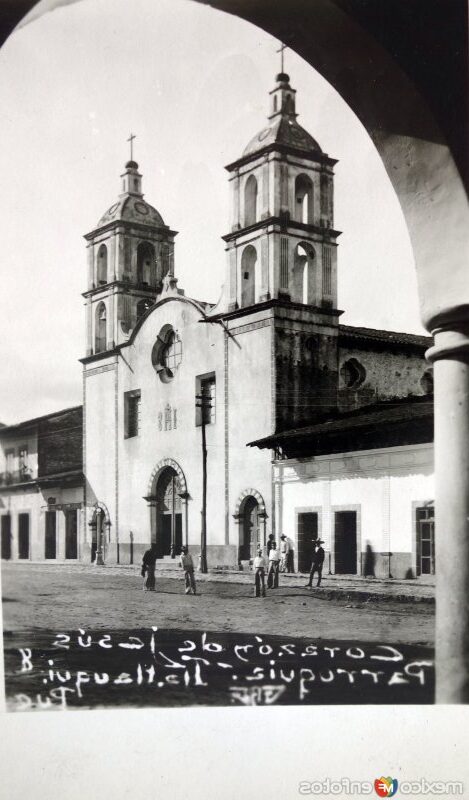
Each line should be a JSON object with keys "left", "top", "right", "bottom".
{"left": 120, "top": 160, "right": 143, "bottom": 197}
{"left": 268, "top": 73, "right": 297, "bottom": 121}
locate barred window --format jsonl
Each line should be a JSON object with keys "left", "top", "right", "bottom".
{"left": 280, "top": 237, "right": 289, "bottom": 289}
{"left": 323, "top": 246, "right": 332, "bottom": 295}
{"left": 152, "top": 325, "right": 183, "bottom": 383}
{"left": 196, "top": 373, "right": 216, "bottom": 426}
{"left": 125, "top": 390, "right": 141, "bottom": 438}
{"left": 163, "top": 330, "right": 182, "bottom": 372}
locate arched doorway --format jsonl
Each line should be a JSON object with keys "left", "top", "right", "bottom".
{"left": 155, "top": 467, "right": 183, "bottom": 557}
{"left": 88, "top": 505, "right": 109, "bottom": 564}
{"left": 234, "top": 489, "right": 267, "bottom": 563}
{"left": 239, "top": 496, "right": 260, "bottom": 561}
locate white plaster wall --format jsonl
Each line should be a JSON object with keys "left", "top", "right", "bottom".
{"left": 278, "top": 444, "right": 434, "bottom": 563}
{"left": 389, "top": 470, "right": 434, "bottom": 552}
{"left": 84, "top": 364, "right": 117, "bottom": 528}
{"left": 116, "top": 296, "right": 226, "bottom": 550}
{"left": 0, "top": 488, "right": 39, "bottom": 560}
{"left": 227, "top": 320, "right": 274, "bottom": 543}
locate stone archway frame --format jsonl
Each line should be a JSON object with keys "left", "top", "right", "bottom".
{"left": 88, "top": 501, "right": 112, "bottom": 534}
{"left": 233, "top": 488, "right": 268, "bottom": 553}
{"left": 87, "top": 501, "right": 112, "bottom": 564}
{"left": 144, "top": 458, "right": 189, "bottom": 549}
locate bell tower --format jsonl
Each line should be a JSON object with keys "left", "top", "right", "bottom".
{"left": 223, "top": 70, "right": 340, "bottom": 314}
{"left": 218, "top": 64, "right": 342, "bottom": 431}
{"left": 83, "top": 148, "right": 178, "bottom": 357}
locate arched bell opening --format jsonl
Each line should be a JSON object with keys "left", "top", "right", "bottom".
{"left": 292, "top": 242, "right": 315, "bottom": 305}
{"left": 240, "top": 244, "right": 257, "bottom": 307}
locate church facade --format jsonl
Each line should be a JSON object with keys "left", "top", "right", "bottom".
{"left": 0, "top": 70, "right": 435, "bottom": 577}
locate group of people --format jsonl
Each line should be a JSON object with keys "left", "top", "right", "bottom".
{"left": 252, "top": 535, "right": 325, "bottom": 597}
{"left": 141, "top": 542, "right": 197, "bottom": 595}
{"left": 140, "top": 535, "right": 326, "bottom": 598}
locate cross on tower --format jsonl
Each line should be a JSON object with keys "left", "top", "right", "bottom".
{"left": 276, "top": 41, "right": 287, "bottom": 73}
{"left": 127, "top": 132, "right": 136, "bottom": 161}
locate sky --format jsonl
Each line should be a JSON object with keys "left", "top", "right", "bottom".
{"left": 0, "top": 0, "right": 425, "bottom": 424}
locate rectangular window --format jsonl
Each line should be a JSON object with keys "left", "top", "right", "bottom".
{"left": 18, "top": 445, "right": 29, "bottom": 477}
{"left": 5, "top": 449, "right": 14, "bottom": 478}
{"left": 280, "top": 237, "right": 289, "bottom": 289}
{"left": 65, "top": 510, "right": 78, "bottom": 559}
{"left": 416, "top": 506, "right": 435, "bottom": 576}
{"left": 18, "top": 513, "right": 30, "bottom": 559}
{"left": 45, "top": 511, "right": 57, "bottom": 559}
{"left": 196, "top": 373, "right": 216, "bottom": 426}
{"left": 323, "top": 245, "right": 332, "bottom": 295}
{"left": 124, "top": 390, "right": 141, "bottom": 438}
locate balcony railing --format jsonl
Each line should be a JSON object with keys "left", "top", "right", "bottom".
{"left": 0, "top": 468, "right": 34, "bottom": 486}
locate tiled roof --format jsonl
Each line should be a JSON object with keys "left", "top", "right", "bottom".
{"left": 248, "top": 398, "right": 433, "bottom": 450}
{"left": 339, "top": 324, "right": 431, "bottom": 349}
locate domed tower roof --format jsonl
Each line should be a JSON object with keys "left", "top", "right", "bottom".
{"left": 243, "top": 115, "right": 322, "bottom": 158}
{"left": 95, "top": 159, "right": 166, "bottom": 230}
{"left": 227, "top": 72, "right": 327, "bottom": 170}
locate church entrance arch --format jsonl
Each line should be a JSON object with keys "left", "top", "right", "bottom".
{"left": 88, "top": 503, "right": 111, "bottom": 564}
{"left": 239, "top": 496, "right": 259, "bottom": 561}
{"left": 234, "top": 489, "right": 267, "bottom": 564}
{"left": 156, "top": 467, "right": 183, "bottom": 557}
{"left": 146, "top": 459, "right": 188, "bottom": 558}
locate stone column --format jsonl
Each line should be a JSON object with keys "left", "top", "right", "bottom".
{"left": 427, "top": 321, "right": 469, "bottom": 702}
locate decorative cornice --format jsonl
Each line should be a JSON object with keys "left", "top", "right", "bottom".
{"left": 225, "top": 142, "right": 337, "bottom": 172}
{"left": 82, "top": 281, "right": 159, "bottom": 299}
{"left": 208, "top": 297, "right": 342, "bottom": 323}
{"left": 222, "top": 216, "right": 341, "bottom": 243}
{"left": 84, "top": 220, "right": 178, "bottom": 241}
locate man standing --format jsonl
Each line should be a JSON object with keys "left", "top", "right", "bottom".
{"left": 280, "top": 534, "right": 295, "bottom": 573}
{"left": 253, "top": 548, "right": 267, "bottom": 597}
{"left": 279, "top": 534, "right": 290, "bottom": 572}
{"left": 141, "top": 542, "right": 158, "bottom": 592}
{"left": 306, "top": 539, "right": 325, "bottom": 588}
{"left": 179, "top": 546, "right": 197, "bottom": 595}
{"left": 267, "top": 541, "right": 281, "bottom": 589}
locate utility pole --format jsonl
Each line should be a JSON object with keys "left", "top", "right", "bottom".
{"left": 196, "top": 389, "right": 211, "bottom": 573}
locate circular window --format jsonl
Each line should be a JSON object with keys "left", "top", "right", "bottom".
{"left": 340, "top": 358, "right": 366, "bottom": 389}
{"left": 152, "top": 325, "right": 182, "bottom": 383}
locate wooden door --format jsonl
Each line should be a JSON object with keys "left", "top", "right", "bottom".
{"left": 334, "top": 511, "right": 357, "bottom": 574}
{"left": 297, "top": 512, "right": 318, "bottom": 572}
{"left": 45, "top": 511, "right": 56, "bottom": 559}
{"left": 1, "top": 515, "right": 11, "bottom": 560}
{"left": 18, "top": 513, "right": 29, "bottom": 559}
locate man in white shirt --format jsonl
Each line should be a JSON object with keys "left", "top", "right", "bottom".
{"left": 179, "top": 546, "right": 197, "bottom": 595}
{"left": 279, "top": 534, "right": 291, "bottom": 572}
{"left": 253, "top": 549, "right": 267, "bottom": 597}
{"left": 267, "top": 541, "right": 280, "bottom": 589}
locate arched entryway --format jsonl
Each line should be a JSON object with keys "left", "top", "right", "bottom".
{"left": 239, "top": 496, "right": 259, "bottom": 561}
{"left": 155, "top": 467, "right": 183, "bottom": 557}
{"left": 88, "top": 503, "right": 111, "bottom": 565}
{"left": 145, "top": 458, "right": 188, "bottom": 558}
{"left": 234, "top": 489, "right": 267, "bottom": 563}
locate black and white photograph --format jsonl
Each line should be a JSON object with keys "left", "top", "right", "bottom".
{"left": 0, "top": 0, "right": 468, "bottom": 796}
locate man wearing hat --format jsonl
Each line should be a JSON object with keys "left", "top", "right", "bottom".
{"left": 179, "top": 546, "right": 197, "bottom": 595}
{"left": 306, "top": 539, "right": 325, "bottom": 588}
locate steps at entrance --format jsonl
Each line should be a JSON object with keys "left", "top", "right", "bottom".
{"left": 155, "top": 557, "right": 181, "bottom": 571}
